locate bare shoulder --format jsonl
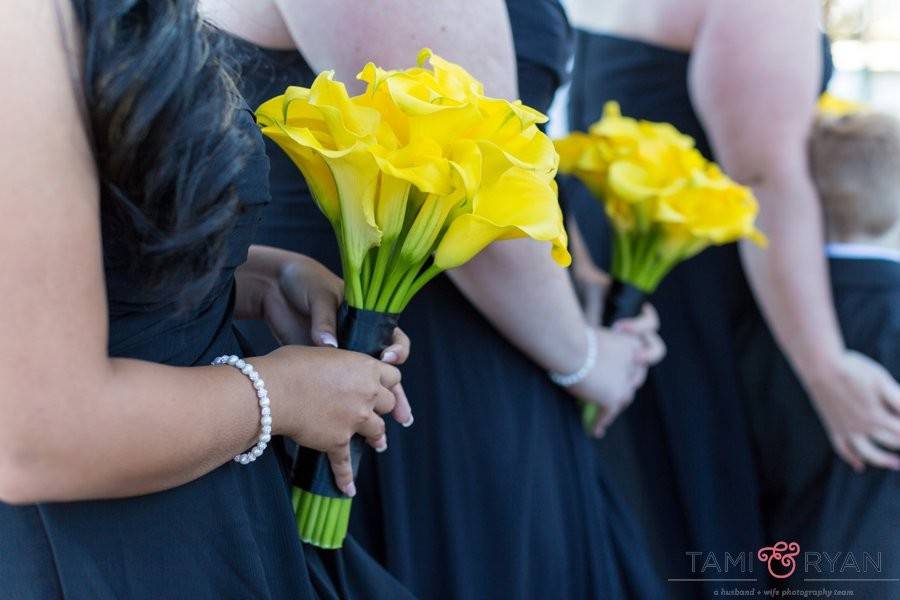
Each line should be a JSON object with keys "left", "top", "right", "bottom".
{"left": 568, "top": 0, "right": 705, "bottom": 51}
{"left": 0, "top": 0, "right": 92, "bottom": 174}
{"left": 199, "top": 0, "right": 295, "bottom": 49}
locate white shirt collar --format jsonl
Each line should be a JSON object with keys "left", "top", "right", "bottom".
{"left": 825, "top": 242, "right": 900, "bottom": 265}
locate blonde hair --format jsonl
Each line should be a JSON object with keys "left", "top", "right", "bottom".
{"left": 809, "top": 112, "right": 900, "bottom": 240}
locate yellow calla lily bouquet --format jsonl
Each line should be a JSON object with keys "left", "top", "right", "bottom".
{"left": 817, "top": 91, "right": 865, "bottom": 117}
{"left": 555, "top": 102, "right": 766, "bottom": 429}
{"left": 256, "top": 49, "right": 569, "bottom": 549}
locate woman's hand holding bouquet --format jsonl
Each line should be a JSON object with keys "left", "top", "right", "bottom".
{"left": 556, "top": 102, "right": 766, "bottom": 430}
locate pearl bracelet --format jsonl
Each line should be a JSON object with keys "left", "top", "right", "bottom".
{"left": 212, "top": 355, "right": 272, "bottom": 464}
{"left": 548, "top": 330, "right": 598, "bottom": 387}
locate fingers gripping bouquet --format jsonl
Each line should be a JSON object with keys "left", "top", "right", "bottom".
{"left": 555, "top": 102, "right": 767, "bottom": 429}
{"left": 256, "top": 49, "right": 570, "bottom": 549}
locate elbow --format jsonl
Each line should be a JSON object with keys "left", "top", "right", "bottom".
{"left": 0, "top": 462, "right": 41, "bottom": 506}
{"left": 0, "top": 438, "right": 58, "bottom": 505}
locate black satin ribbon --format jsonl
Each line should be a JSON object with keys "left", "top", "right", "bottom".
{"left": 602, "top": 280, "right": 647, "bottom": 327}
{"left": 291, "top": 303, "right": 399, "bottom": 498}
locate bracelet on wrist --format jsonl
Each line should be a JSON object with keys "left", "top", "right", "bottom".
{"left": 212, "top": 355, "right": 272, "bottom": 464}
{"left": 548, "top": 330, "right": 598, "bottom": 387}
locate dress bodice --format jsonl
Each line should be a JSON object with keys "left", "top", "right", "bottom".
{"left": 505, "top": 0, "right": 573, "bottom": 90}
{"left": 101, "top": 104, "right": 270, "bottom": 366}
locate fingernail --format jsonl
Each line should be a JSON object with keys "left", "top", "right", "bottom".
{"left": 375, "top": 437, "right": 388, "bottom": 453}
{"left": 402, "top": 415, "right": 415, "bottom": 428}
{"left": 382, "top": 351, "right": 398, "bottom": 363}
{"left": 343, "top": 482, "right": 357, "bottom": 497}
{"left": 319, "top": 332, "right": 338, "bottom": 348}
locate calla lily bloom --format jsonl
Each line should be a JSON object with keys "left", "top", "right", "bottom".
{"left": 435, "top": 167, "right": 570, "bottom": 271}
{"left": 258, "top": 50, "right": 569, "bottom": 313}
{"left": 818, "top": 91, "right": 865, "bottom": 117}
{"left": 555, "top": 100, "right": 766, "bottom": 293}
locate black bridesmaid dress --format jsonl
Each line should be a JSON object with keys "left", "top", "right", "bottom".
{"left": 566, "top": 30, "right": 834, "bottom": 597}
{"left": 0, "top": 98, "right": 414, "bottom": 599}
{"left": 232, "top": 3, "right": 661, "bottom": 598}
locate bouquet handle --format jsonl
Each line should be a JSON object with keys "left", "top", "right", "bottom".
{"left": 290, "top": 303, "right": 399, "bottom": 549}
{"left": 601, "top": 279, "right": 646, "bottom": 327}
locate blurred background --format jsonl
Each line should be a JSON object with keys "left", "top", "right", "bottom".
{"left": 548, "top": 0, "right": 900, "bottom": 137}
{"left": 826, "top": 0, "right": 900, "bottom": 112}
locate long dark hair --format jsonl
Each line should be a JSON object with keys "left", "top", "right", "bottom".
{"left": 69, "top": 0, "right": 251, "bottom": 303}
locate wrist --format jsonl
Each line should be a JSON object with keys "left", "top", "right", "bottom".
{"left": 794, "top": 343, "right": 846, "bottom": 391}
{"left": 548, "top": 328, "right": 597, "bottom": 387}
{"left": 540, "top": 315, "right": 592, "bottom": 374}
{"left": 212, "top": 355, "right": 273, "bottom": 464}
{"left": 248, "top": 352, "right": 291, "bottom": 439}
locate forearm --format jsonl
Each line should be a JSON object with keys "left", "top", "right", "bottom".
{"left": 688, "top": 0, "right": 832, "bottom": 387}
{"left": 449, "top": 238, "right": 589, "bottom": 373}
{"left": 6, "top": 357, "right": 265, "bottom": 504}
{"left": 740, "top": 172, "right": 844, "bottom": 384}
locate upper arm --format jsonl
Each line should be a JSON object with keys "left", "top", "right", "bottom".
{"left": 0, "top": 3, "right": 108, "bottom": 450}
{"left": 273, "top": 0, "right": 518, "bottom": 99}
{"left": 688, "top": 0, "right": 822, "bottom": 183}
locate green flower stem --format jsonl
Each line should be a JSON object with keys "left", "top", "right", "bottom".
{"left": 334, "top": 222, "right": 363, "bottom": 308}
{"left": 621, "top": 247, "right": 681, "bottom": 293}
{"left": 346, "top": 266, "right": 364, "bottom": 308}
{"left": 394, "top": 264, "right": 442, "bottom": 312}
{"left": 386, "top": 265, "right": 422, "bottom": 313}
{"left": 611, "top": 229, "right": 633, "bottom": 282}
{"left": 360, "top": 252, "right": 373, "bottom": 298}
{"left": 612, "top": 227, "right": 681, "bottom": 293}
{"left": 633, "top": 228, "right": 660, "bottom": 267}
{"left": 643, "top": 253, "right": 681, "bottom": 289}
{"left": 365, "top": 236, "right": 398, "bottom": 309}
{"left": 582, "top": 403, "right": 600, "bottom": 431}
{"left": 373, "top": 259, "right": 417, "bottom": 313}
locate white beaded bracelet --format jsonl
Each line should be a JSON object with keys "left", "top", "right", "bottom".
{"left": 548, "top": 330, "right": 598, "bottom": 387}
{"left": 212, "top": 355, "right": 272, "bottom": 464}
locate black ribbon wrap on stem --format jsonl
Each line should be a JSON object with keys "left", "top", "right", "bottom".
{"left": 291, "top": 303, "right": 400, "bottom": 498}
{"left": 602, "top": 280, "right": 647, "bottom": 327}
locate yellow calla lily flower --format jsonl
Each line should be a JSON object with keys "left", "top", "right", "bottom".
{"left": 435, "top": 168, "right": 571, "bottom": 270}
{"left": 657, "top": 172, "right": 767, "bottom": 250}
{"left": 417, "top": 48, "right": 485, "bottom": 100}
{"left": 818, "top": 92, "right": 865, "bottom": 117}
{"left": 607, "top": 160, "right": 684, "bottom": 204}
{"left": 256, "top": 73, "right": 384, "bottom": 305}
{"left": 259, "top": 49, "right": 569, "bottom": 312}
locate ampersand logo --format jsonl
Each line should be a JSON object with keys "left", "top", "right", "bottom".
{"left": 758, "top": 541, "right": 801, "bottom": 579}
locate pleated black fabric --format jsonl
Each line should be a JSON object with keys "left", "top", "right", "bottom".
{"left": 231, "top": 6, "right": 662, "bottom": 597}
{"left": 566, "top": 30, "right": 834, "bottom": 598}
